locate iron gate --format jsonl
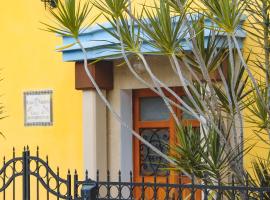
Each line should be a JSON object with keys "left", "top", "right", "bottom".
{"left": 0, "top": 147, "right": 96, "bottom": 200}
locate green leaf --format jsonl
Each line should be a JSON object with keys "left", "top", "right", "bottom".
{"left": 42, "top": 0, "right": 97, "bottom": 39}
{"left": 56, "top": 42, "right": 77, "bottom": 51}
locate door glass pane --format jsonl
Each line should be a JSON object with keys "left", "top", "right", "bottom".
{"left": 140, "top": 128, "right": 169, "bottom": 176}
{"left": 182, "top": 96, "right": 196, "bottom": 120}
{"left": 140, "top": 97, "right": 170, "bottom": 121}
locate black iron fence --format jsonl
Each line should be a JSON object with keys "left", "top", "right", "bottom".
{"left": 91, "top": 171, "right": 270, "bottom": 200}
{"left": 0, "top": 147, "right": 270, "bottom": 199}
{"left": 93, "top": 172, "right": 270, "bottom": 199}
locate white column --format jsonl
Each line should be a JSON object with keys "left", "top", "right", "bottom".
{"left": 83, "top": 90, "right": 107, "bottom": 180}
{"left": 120, "top": 90, "right": 133, "bottom": 181}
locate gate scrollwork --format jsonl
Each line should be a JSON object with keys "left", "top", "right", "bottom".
{"left": 0, "top": 147, "right": 73, "bottom": 200}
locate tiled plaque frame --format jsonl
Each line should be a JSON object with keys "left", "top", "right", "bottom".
{"left": 24, "top": 90, "right": 53, "bottom": 126}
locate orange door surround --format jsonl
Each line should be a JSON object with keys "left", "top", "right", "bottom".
{"left": 132, "top": 88, "right": 201, "bottom": 199}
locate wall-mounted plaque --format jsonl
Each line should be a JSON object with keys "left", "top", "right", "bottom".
{"left": 24, "top": 90, "right": 53, "bottom": 126}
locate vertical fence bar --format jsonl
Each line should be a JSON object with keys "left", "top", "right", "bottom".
{"left": 23, "top": 148, "right": 25, "bottom": 200}
{"left": 245, "top": 174, "right": 249, "bottom": 199}
{"left": 118, "top": 171, "right": 121, "bottom": 200}
{"left": 56, "top": 167, "right": 60, "bottom": 200}
{"left": 141, "top": 175, "right": 145, "bottom": 200}
{"left": 85, "top": 170, "right": 88, "bottom": 181}
{"left": 46, "top": 156, "right": 49, "bottom": 200}
{"left": 36, "top": 147, "right": 39, "bottom": 200}
{"left": 203, "top": 176, "right": 208, "bottom": 200}
{"left": 153, "top": 174, "right": 157, "bottom": 200}
{"left": 96, "top": 170, "right": 100, "bottom": 199}
{"left": 260, "top": 190, "right": 264, "bottom": 200}
{"left": 260, "top": 178, "right": 264, "bottom": 200}
{"left": 12, "top": 148, "right": 15, "bottom": 200}
{"left": 178, "top": 172, "right": 182, "bottom": 200}
{"left": 191, "top": 174, "right": 195, "bottom": 200}
{"left": 27, "top": 148, "right": 30, "bottom": 200}
{"left": 81, "top": 170, "right": 89, "bottom": 200}
{"left": 67, "top": 170, "right": 72, "bottom": 200}
{"left": 129, "top": 171, "right": 133, "bottom": 200}
{"left": 97, "top": 170, "right": 99, "bottom": 199}
{"left": 74, "top": 170, "right": 78, "bottom": 200}
{"left": 217, "top": 177, "right": 221, "bottom": 199}
{"left": 165, "top": 171, "right": 169, "bottom": 199}
{"left": 23, "top": 147, "right": 30, "bottom": 200}
{"left": 232, "top": 174, "right": 236, "bottom": 200}
{"left": 107, "top": 170, "right": 110, "bottom": 199}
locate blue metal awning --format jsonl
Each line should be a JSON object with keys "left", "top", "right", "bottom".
{"left": 59, "top": 17, "right": 246, "bottom": 62}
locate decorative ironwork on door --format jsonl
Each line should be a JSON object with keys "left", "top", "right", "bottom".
{"left": 140, "top": 128, "right": 169, "bottom": 176}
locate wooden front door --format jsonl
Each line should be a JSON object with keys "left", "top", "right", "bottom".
{"left": 133, "top": 88, "right": 201, "bottom": 199}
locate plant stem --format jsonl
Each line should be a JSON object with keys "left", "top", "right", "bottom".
{"left": 232, "top": 35, "right": 263, "bottom": 105}
{"left": 115, "top": 20, "right": 180, "bottom": 125}
{"left": 76, "top": 38, "right": 190, "bottom": 175}
{"left": 227, "top": 35, "right": 244, "bottom": 168}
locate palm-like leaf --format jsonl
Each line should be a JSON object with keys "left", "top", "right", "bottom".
{"left": 169, "top": 126, "right": 206, "bottom": 178}
{"left": 169, "top": 124, "right": 250, "bottom": 183}
{"left": 42, "top": 0, "right": 95, "bottom": 39}
{"left": 200, "top": 0, "right": 245, "bottom": 34}
{"left": 243, "top": 0, "right": 270, "bottom": 49}
{"left": 248, "top": 154, "right": 270, "bottom": 199}
{"left": 213, "top": 54, "right": 253, "bottom": 114}
{"left": 179, "top": 17, "right": 228, "bottom": 77}
{"left": 168, "top": 0, "right": 191, "bottom": 13}
{"left": 247, "top": 85, "right": 270, "bottom": 132}
{"left": 92, "top": 0, "right": 129, "bottom": 18}
{"left": 98, "top": 14, "right": 142, "bottom": 54}
{"left": 139, "top": 0, "right": 187, "bottom": 55}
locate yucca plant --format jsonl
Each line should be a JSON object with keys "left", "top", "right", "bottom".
{"left": 244, "top": 0, "right": 270, "bottom": 80}
{"left": 243, "top": 0, "right": 270, "bottom": 142}
{"left": 247, "top": 85, "right": 270, "bottom": 137}
{"left": 169, "top": 126, "right": 205, "bottom": 178}
{"left": 213, "top": 60, "right": 251, "bottom": 114}
{"left": 93, "top": 0, "right": 129, "bottom": 18}
{"left": 246, "top": 153, "right": 270, "bottom": 199}
{"left": 95, "top": 0, "right": 197, "bottom": 128}
{"left": 41, "top": 0, "right": 94, "bottom": 38}
{"left": 42, "top": 0, "right": 180, "bottom": 172}
{"left": 138, "top": 0, "right": 206, "bottom": 125}
{"left": 169, "top": 123, "right": 252, "bottom": 199}
{"left": 168, "top": 0, "right": 191, "bottom": 14}
{"left": 199, "top": 0, "right": 245, "bottom": 34}
{"left": 93, "top": 0, "right": 252, "bottom": 180}
{"left": 41, "top": 0, "right": 270, "bottom": 186}
{"left": 139, "top": 0, "right": 187, "bottom": 55}
{"left": 201, "top": 0, "right": 263, "bottom": 105}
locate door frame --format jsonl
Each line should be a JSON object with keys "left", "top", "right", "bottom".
{"left": 132, "top": 87, "right": 186, "bottom": 183}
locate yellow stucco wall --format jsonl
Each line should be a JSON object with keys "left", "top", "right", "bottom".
{"left": 0, "top": 0, "right": 147, "bottom": 180}
{"left": 0, "top": 1, "right": 83, "bottom": 173}
{"left": 242, "top": 26, "right": 269, "bottom": 171}
{"left": 0, "top": 0, "right": 267, "bottom": 180}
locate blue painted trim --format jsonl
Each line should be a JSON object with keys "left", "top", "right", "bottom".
{"left": 58, "top": 17, "right": 246, "bottom": 62}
